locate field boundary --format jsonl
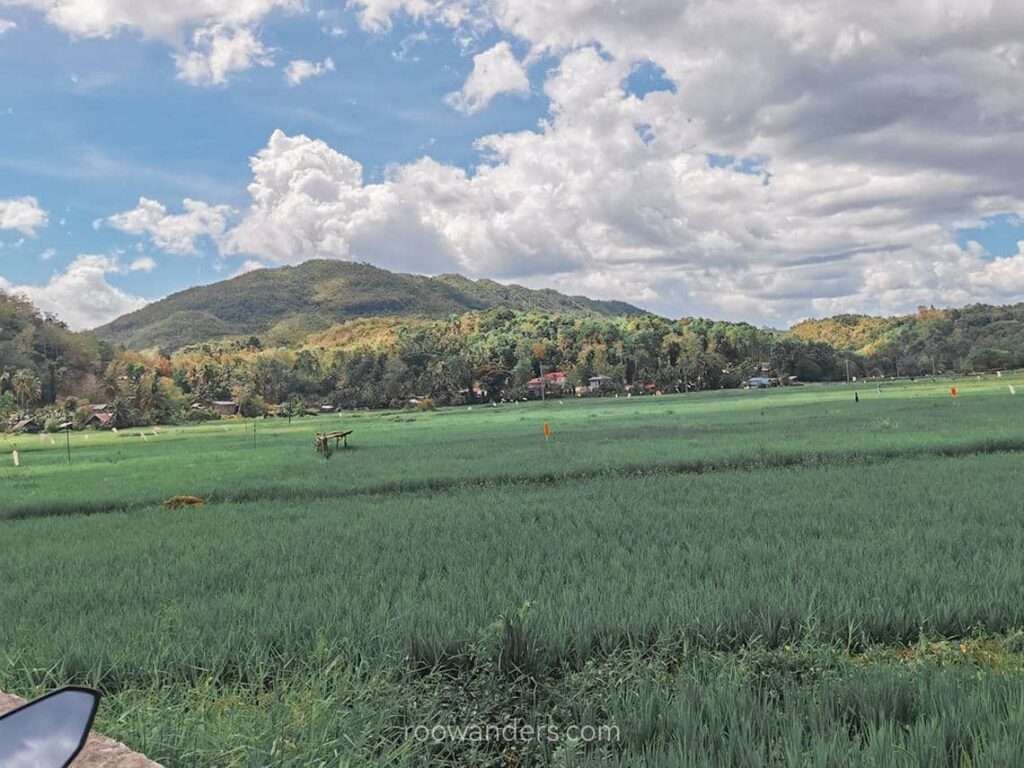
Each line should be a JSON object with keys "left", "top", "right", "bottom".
{"left": 5, "top": 436, "right": 1024, "bottom": 522}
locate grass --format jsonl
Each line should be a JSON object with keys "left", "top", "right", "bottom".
{"left": 3, "top": 375, "right": 1024, "bottom": 765}
{"left": 3, "top": 375, "right": 1023, "bottom": 521}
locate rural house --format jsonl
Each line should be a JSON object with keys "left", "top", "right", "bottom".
{"left": 212, "top": 400, "right": 240, "bottom": 416}
{"left": 588, "top": 375, "right": 614, "bottom": 393}
{"left": 83, "top": 412, "right": 115, "bottom": 429}
{"left": 9, "top": 417, "right": 41, "bottom": 434}
{"left": 192, "top": 400, "right": 240, "bottom": 416}
{"left": 527, "top": 371, "right": 568, "bottom": 398}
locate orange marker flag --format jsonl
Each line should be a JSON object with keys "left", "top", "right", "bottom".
{"left": 950, "top": 386, "right": 958, "bottom": 398}
{"left": 543, "top": 422, "right": 551, "bottom": 440}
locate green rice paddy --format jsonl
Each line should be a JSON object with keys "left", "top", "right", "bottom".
{"left": 3, "top": 376, "right": 1024, "bottom": 766}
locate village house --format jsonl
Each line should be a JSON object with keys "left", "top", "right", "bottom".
{"left": 192, "top": 400, "right": 240, "bottom": 416}
{"left": 9, "top": 417, "right": 41, "bottom": 434}
{"left": 83, "top": 412, "right": 115, "bottom": 429}
{"left": 527, "top": 371, "right": 568, "bottom": 398}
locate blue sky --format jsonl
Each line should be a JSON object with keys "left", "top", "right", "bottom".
{"left": 1, "top": 1, "right": 1022, "bottom": 329}
{"left": 0, "top": 2, "right": 550, "bottom": 299}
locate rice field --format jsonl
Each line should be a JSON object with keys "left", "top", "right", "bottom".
{"left": 2, "top": 375, "right": 1024, "bottom": 766}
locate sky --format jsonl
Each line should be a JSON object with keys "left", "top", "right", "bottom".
{"left": 0, "top": 0, "right": 1023, "bottom": 330}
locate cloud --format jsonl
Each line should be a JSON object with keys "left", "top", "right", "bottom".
{"left": 4, "top": 0, "right": 299, "bottom": 39}
{"left": 8, "top": 0, "right": 302, "bottom": 85}
{"left": 0, "top": 18, "right": 16, "bottom": 35}
{"left": 231, "top": 258, "right": 267, "bottom": 277}
{"left": 221, "top": 129, "right": 461, "bottom": 274}
{"left": 107, "top": 197, "right": 233, "bottom": 254}
{"left": 174, "top": 25, "right": 273, "bottom": 86}
{"left": 305, "top": 1, "right": 1024, "bottom": 322}
{"left": 348, "top": 0, "right": 480, "bottom": 33}
{"left": 87, "top": 0, "right": 1024, "bottom": 324}
{"left": 0, "top": 196, "right": 48, "bottom": 236}
{"left": 392, "top": 31, "right": 428, "bottom": 62}
{"left": 284, "top": 56, "right": 335, "bottom": 86}
{"left": 445, "top": 41, "right": 529, "bottom": 114}
{"left": 129, "top": 256, "right": 157, "bottom": 272}
{"left": 0, "top": 255, "right": 147, "bottom": 329}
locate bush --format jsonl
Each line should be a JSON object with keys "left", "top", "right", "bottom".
{"left": 238, "top": 392, "right": 267, "bottom": 418}
{"left": 44, "top": 416, "right": 66, "bottom": 433}
{"left": 74, "top": 405, "right": 93, "bottom": 430}
{"left": 415, "top": 398, "right": 435, "bottom": 412}
{"left": 182, "top": 408, "right": 221, "bottom": 423}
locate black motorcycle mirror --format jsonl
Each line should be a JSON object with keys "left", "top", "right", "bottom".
{"left": 0, "top": 687, "right": 100, "bottom": 768}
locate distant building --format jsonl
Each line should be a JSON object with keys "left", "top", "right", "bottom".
{"left": 210, "top": 400, "right": 239, "bottom": 416}
{"left": 588, "top": 375, "right": 614, "bottom": 393}
{"left": 528, "top": 371, "right": 568, "bottom": 398}
{"left": 10, "top": 417, "right": 41, "bottom": 434}
{"left": 746, "top": 376, "right": 779, "bottom": 388}
{"left": 83, "top": 412, "right": 115, "bottom": 429}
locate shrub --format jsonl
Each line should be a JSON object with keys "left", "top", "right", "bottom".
{"left": 238, "top": 392, "right": 267, "bottom": 418}
{"left": 182, "top": 408, "right": 220, "bottom": 423}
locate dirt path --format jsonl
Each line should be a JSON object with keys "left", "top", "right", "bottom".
{"left": 0, "top": 691, "right": 162, "bottom": 767}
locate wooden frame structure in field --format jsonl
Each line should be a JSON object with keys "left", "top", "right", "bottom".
{"left": 315, "top": 430, "right": 352, "bottom": 458}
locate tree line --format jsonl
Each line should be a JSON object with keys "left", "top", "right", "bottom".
{"left": 5, "top": 290, "right": 1024, "bottom": 429}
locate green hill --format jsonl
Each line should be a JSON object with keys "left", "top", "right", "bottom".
{"left": 94, "top": 260, "right": 645, "bottom": 351}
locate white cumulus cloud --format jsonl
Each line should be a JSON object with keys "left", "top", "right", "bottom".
{"left": 445, "top": 41, "right": 529, "bottom": 114}
{"left": 7, "top": 0, "right": 302, "bottom": 85}
{"left": 174, "top": 25, "right": 273, "bottom": 86}
{"left": 78, "top": 0, "right": 1024, "bottom": 324}
{"left": 284, "top": 56, "right": 335, "bottom": 86}
{"left": 0, "top": 196, "right": 48, "bottom": 236}
{"left": 0, "top": 255, "right": 147, "bottom": 329}
{"left": 304, "top": 0, "right": 1024, "bottom": 322}
{"left": 0, "top": 18, "right": 16, "bottom": 35}
{"left": 107, "top": 197, "right": 233, "bottom": 254}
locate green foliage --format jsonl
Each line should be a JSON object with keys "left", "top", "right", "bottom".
{"left": 0, "top": 290, "right": 107, "bottom": 406}
{"left": 793, "top": 303, "right": 1024, "bottom": 376}
{"left": 94, "top": 261, "right": 646, "bottom": 350}
{"left": 43, "top": 415, "right": 65, "bottom": 433}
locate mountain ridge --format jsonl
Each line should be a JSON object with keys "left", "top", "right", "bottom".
{"left": 95, "top": 260, "right": 646, "bottom": 351}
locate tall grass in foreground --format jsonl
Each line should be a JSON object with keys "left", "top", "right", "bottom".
{"left": 5, "top": 453, "right": 1024, "bottom": 688}
{"left": 5, "top": 379, "right": 1024, "bottom": 765}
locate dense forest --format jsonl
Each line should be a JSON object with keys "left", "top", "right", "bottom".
{"left": 5, "top": 283, "right": 1024, "bottom": 430}
{"left": 95, "top": 260, "right": 644, "bottom": 351}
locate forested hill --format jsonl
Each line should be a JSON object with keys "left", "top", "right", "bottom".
{"left": 0, "top": 291, "right": 106, "bottom": 406}
{"left": 7, "top": 282, "right": 1024, "bottom": 423}
{"left": 791, "top": 304, "right": 1024, "bottom": 373}
{"left": 94, "top": 260, "right": 645, "bottom": 351}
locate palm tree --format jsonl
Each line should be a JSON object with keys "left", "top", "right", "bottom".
{"left": 11, "top": 369, "right": 42, "bottom": 409}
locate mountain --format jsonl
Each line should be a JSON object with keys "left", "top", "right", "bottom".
{"left": 791, "top": 304, "right": 1024, "bottom": 372}
{"left": 95, "top": 260, "right": 646, "bottom": 351}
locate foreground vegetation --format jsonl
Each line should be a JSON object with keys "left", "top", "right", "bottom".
{"left": 3, "top": 376, "right": 1024, "bottom": 765}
